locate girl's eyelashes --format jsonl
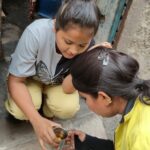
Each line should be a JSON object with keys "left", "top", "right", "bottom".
{"left": 82, "top": 97, "right": 86, "bottom": 102}
{"left": 65, "top": 40, "right": 73, "bottom": 45}
{"left": 79, "top": 44, "right": 86, "bottom": 48}
{"left": 64, "top": 39, "right": 87, "bottom": 48}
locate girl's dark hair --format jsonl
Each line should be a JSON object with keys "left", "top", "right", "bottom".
{"left": 55, "top": 0, "right": 104, "bottom": 35}
{"left": 71, "top": 46, "right": 150, "bottom": 104}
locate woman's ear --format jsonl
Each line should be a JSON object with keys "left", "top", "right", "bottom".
{"left": 98, "top": 91, "right": 112, "bottom": 105}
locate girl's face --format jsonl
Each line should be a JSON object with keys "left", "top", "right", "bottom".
{"left": 55, "top": 24, "right": 94, "bottom": 59}
{"left": 79, "top": 92, "right": 118, "bottom": 117}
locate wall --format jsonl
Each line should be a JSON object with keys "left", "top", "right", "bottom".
{"left": 117, "top": 0, "right": 150, "bottom": 79}
{"left": 97, "top": 0, "right": 150, "bottom": 140}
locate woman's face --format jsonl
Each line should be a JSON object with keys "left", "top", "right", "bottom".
{"left": 79, "top": 92, "right": 118, "bottom": 117}
{"left": 55, "top": 24, "right": 94, "bottom": 59}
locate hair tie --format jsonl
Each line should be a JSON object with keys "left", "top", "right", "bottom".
{"left": 135, "top": 78, "right": 144, "bottom": 92}
{"left": 98, "top": 52, "right": 109, "bottom": 66}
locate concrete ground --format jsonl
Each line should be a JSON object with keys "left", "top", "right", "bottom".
{"left": 2, "top": 0, "right": 149, "bottom": 149}
{"left": 0, "top": 0, "right": 121, "bottom": 149}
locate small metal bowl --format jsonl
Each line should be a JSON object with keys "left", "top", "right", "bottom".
{"left": 53, "top": 127, "right": 68, "bottom": 140}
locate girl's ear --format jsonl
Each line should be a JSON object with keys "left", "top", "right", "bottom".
{"left": 98, "top": 91, "right": 112, "bottom": 106}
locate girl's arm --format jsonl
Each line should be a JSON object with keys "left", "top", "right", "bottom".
{"left": 8, "top": 74, "right": 61, "bottom": 149}
{"left": 62, "top": 74, "right": 76, "bottom": 94}
{"left": 8, "top": 74, "right": 40, "bottom": 122}
{"left": 69, "top": 130, "right": 114, "bottom": 150}
{"left": 75, "top": 134, "right": 114, "bottom": 150}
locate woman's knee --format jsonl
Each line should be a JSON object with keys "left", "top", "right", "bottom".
{"left": 5, "top": 79, "right": 43, "bottom": 120}
{"left": 44, "top": 102, "right": 80, "bottom": 119}
{"left": 44, "top": 85, "right": 80, "bottom": 119}
{"left": 5, "top": 97, "right": 42, "bottom": 120}
{"left": 5, "top": 99, "right": 28, "bottom": 120}
{"left": 54, "top": 103, "right": 80, "bottom": 119}
{"left": 27, "top": 79, "right": 43, "bottom": 109}
{"left": 46, "top": 94, "right": 80, "bottom": 119}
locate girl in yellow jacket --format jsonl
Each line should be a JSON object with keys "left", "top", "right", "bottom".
{"left": 69, "top": 45, "right": 150, "bottom": 150}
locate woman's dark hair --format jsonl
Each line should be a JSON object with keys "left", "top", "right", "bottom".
{"left": 71, "top": 46, "right": 150, "bottom": 104}
{"left": 55, "top": 0, "right": 104, "bottom": 35}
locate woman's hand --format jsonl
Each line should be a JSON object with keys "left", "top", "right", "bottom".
{"left": 31, "top": 116, "right": 62, "bottom": 150}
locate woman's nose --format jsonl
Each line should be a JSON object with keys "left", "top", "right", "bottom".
{"left": 70, "top": 46, "right": 78, "bottom": 55}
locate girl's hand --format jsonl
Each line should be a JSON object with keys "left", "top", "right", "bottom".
{"left": 58, "top": 130, "right": 86, "bottom": 150}
{"left": 89, "top": 42, "right": 112, "bottom": 51}
{"left": 31, "top": 116, "right": 62, "bottom": 150}
{"left": 72, "top": 130, "right": 86, "bottom": 142}
{"left": 99, "top": 42, "right": 112, "bottom": 48}
{"left": 67, "top": 129, "right": 86, "bottom": 143}
{"left": 62, "top": 74, "right": 76, "bottom": 94}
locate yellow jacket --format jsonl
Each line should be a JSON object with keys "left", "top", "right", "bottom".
{"left": 115, "top": 97, "right": 150, "bottom": 150}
